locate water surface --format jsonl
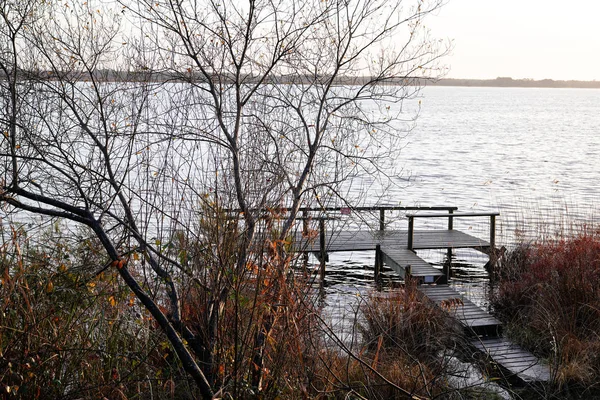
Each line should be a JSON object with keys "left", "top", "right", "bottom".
{"left": 321, "top": 86, "right": 600, "bottom": 313}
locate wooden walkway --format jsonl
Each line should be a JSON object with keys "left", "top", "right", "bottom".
{"left": 292, "top": 209, "right": 550, "bottom": 385}
{"left": 417, "top": 285, "right": 551, "bottom": 383}
{"left": 380, "top": 246, "right": 441, "bottom": 280}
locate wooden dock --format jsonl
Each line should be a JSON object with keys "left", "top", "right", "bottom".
{"left": 296, "top": 228, "right": 494, "bottom": 283}
{"left": 291, "top": 206, "right": 550, "bottom": 385}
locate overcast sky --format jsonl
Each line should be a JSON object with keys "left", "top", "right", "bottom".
{"left": 425, "top": 0, "right": 600, "bottom": 81}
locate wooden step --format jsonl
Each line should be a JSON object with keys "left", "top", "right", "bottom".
{"left": 418, "top": 285, "right": 501, "bottom": 337}
{"left": 380, "top": 246, "right": 443, "bottom": 283}
{"left": 471, "top": 338, "right": 551, "bottom": 383}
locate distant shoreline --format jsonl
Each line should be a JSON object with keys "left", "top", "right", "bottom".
{"left": 425, "top": 77, "right": 600, "bottom": 89}
{"left": 7, "top": 70, "right": 600, "bottom": 89}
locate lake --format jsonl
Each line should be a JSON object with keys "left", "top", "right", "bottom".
{"left": 322, "top": 86, "right": 600, "bottom": 329}
{"left": 4, "top": 83, "right": 599, "bottom": 321}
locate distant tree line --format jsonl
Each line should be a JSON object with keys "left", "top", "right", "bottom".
{"left": 425, "top": 76, "right": 600, "bottom": 89}
{"left": 5, "top": 71, "right": 596, "bottom": 89}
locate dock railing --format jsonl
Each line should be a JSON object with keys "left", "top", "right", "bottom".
{"left": 227, "top": 205, "right": 462, "bottom": 235}
{"left": 226, "top": 205, "right": 458, "bottom": 272}
{"left": 226, "top": 205, "right": 459, "bottom": 235}
{"left": 295, "top": 205, "right": 459, "bottom": 230}
{"left": 224, "top": 205, "right": 500, "bottom": 282}
{"left": 405, "top": 211, "right": 501, "bottom": 251}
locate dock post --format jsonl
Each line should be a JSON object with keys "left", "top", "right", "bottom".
{"left": 375, "top": 244, "right": 382, "bottom": 282}
{"left": 302, "top": 210, "right": 309, "bottom": 267}
{"left": 407, "top": 216, "right": 414, "bottom": 251}
{"left": 302, "top": 210, "right": 309, "bottom": 235}
{"left": 440, "top": 257, "right": 450, "bottom": 285}
{"left": 443, "top": 209, "right": 454, "bottom": 285}
{"left": 379, "top": 208, "right": 385, "bottom": 231}
{"left": 490, "top": 215, "right": 496, "bottom": 250}
{"left": 319, "top": 218, "right": 326, "bottom": 282}
{"left": 487, "top": 215, "right": 498, "bottom": 272}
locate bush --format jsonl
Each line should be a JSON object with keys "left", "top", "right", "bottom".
{"left": 0, "top": 225, "right": 185, "bottom": 399}
{"left": 1, "top": 213, "right": 324, "bottom": 399}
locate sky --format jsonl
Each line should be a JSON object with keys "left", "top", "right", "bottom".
{"left": 425, "top": 0, "right": 600, "bottom": 81}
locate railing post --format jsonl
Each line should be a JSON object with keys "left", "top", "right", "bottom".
{"left": 379, "top": 208, "right": 385, "bottom": 231}
{"left": 319, "top": 218, "right": 326, "bottom": 282}
{"left": 302, "top": 209, "right": 309, "bottom": 266}
{"left": 448, "top": 209, "right": 454, "bottom": 230}
{"left": 486, "top": 214, "right": 498, "bottom": 274}
{"left": 408, "top": 215, "right": 414, "bottom": 251}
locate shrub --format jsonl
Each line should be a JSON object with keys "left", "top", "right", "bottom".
{"left": 1, "top": 211, "right": 324, "bottom": 399}
{"left": 0, "top": 225, "right": 182, "bottom": 399}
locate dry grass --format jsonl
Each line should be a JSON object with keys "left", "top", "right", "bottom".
{"left": 304, "top": 279, "right": 469, "bottom": 399}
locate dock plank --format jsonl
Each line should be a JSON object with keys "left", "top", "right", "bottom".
{"left": 412, "top": 230, "right": 491, "bottom": 249}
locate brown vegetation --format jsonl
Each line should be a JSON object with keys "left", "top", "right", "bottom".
{"left": 0, "top": 0, "right": 454, "bottom": 396}
{"left": 3, "top": 218, "right": 500, "bottom": 398}
{"left": 491, "top": 229, "right": 600, "bottom": 391}
{"left": 0, "top": 224, "right": 170, "bottom": 399}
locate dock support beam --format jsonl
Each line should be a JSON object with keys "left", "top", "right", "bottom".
{"left": 376, "top": 208, "right": 384, "bottom": 284}
{"left": 302, "top": 210, "right": 309, "bottom": 267}
{"left": 490, "top": 214, "right": 496, "bottom": 250}
{"left": 484, "top": 215, "right": 498, "bottom": 273}
{"left": 440, "top": 254, "right": 450, "bottom": 285}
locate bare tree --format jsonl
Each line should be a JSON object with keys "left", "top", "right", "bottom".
{"left": 1, "top": 0, "right": 448, "bottom": 397}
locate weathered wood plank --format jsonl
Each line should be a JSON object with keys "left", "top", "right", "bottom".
{"left": 411, "top": 230, "right": 491, "bottom": 249}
